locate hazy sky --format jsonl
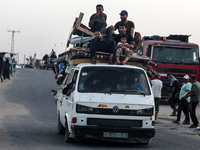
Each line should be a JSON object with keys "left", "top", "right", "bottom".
{"left": 0, "top": 0, "right": 200, "bottom": 63}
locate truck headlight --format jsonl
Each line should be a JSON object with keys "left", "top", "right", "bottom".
{"left": 136, "top": 108, "right": 153, "bottom": 116}
{"left": 76, "top": 104, "right": 94, "bottom": 113}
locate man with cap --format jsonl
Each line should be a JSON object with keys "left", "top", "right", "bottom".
{"left": 185, "top": 75, "right": 200, "bottom": 128}
{"left": 173, "top": 75, "right": 191, "bottom": 124}
{"left": 152, "top": 73, "right": 163, "bottom": 120}
{"left": 111, "top": 10, "right": 135, "bottom": 36}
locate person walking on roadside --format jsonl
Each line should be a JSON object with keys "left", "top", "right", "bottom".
{"left": 173, "top": 75, "right": 191, "bottom": 124}
{"left": 10, "top": 54, "right": 15, "bottom": 76}
{"left": 3, "top": 58, "right": 10, "bottom": 80}
{"left": 0, "top": 54, "right": 5, "bottom": 82}
{"left": 152, "top": 73, "right": 163, "bottom": 120}
{"left": 185, "top": 75, "right": 200, "bottom": 128}
{"left": 168, "top": 75, "right": 180, "bottom": 116}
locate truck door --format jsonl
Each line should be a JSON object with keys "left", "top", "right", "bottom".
{"left": 60, "top": 70, "right": 77, "bottom": 123}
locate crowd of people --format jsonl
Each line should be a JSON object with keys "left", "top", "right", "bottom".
{"left": 0, "top": 53, "right": 16, "bottom": 82}
{"left": 151, "top": 73, "right": 200, "bottom": 130}
{"left": 88, "top": 4, "right": 142, "bottom": 64}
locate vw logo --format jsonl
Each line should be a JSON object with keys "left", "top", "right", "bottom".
{"left": 112, "top": 106, "right": 119, "bottom": 113}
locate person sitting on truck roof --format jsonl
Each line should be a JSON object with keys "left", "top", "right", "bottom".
{"left": 90, "top": 31, "right": 116, "bottom": 64}
{"left": 114, "top": 23, "right": 134, "bottom": 64}
{"left": 89, "top": 4, "right": 107, "bottom": 33}
{"left": 115, "top": 34, "right": 133, "bottom": 65}
{"left": 110, "top": 10, "right": 135, "bottom": 36}
{"left": 133, "top": 32, "right": 143, "bottom": 53}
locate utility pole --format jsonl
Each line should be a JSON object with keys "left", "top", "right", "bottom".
{"left": 7, "top": 30, "right": 20, "bottom": 54}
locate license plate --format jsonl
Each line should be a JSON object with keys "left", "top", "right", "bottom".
{"left": 103, "top": 132, "right": 128, "bottom": 138}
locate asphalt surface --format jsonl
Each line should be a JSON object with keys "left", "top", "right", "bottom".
{"left": 0, "top": 68, "right": 200, "bottom": 150}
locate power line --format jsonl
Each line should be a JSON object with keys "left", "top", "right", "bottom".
{"left": 7, "top": 30, "right": 20, "bottom": 54}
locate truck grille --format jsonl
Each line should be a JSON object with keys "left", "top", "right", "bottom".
{"left": 157, "top": 68, "right": 196, "bottom": 74}
{"left": 87, "top": 118, "right": 142, "bottom": 127}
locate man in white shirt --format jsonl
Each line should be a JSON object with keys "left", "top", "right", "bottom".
{"left": 152, "top": 73, "right": 163, "bottom": 120}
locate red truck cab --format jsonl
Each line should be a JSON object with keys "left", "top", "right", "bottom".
{"left": 142, "top": 35, "right": 200, "bottom": 98}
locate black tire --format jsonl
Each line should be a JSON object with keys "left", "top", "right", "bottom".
{"left": 57, "top": 114, "right": 65, "bottom": 135}
{"left": 64, "top": 121, "right": 75, "bottom": 143}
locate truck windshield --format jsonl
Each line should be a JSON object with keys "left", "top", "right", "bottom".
{"left": 153, "top": 45, "right": 199, "bottom": 65}
{"left": 78, "top": 66, "right": 151, "bottom": 95}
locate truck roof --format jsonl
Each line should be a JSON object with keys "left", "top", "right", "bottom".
{"left": 75, "top": 63, "right": 146, "bottom": 71}
{"left": 144, "top": 40, "right": 199, "bottom": 47}
{"left": 143, "top": 34, "right": 199, "bottom": 47}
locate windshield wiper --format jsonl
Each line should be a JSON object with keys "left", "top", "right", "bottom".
{"left": 111, "top": 90, "right": 146, "bottom": 96}
{"left": 128, "top": 90, "right": 146, "bottom": 96}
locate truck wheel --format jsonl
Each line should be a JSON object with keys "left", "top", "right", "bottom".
{"left": 57, "top": 114, "right": 65, "bottom": 135}
{"left": 64, "top": 121, "right": 75, "bottom": 143}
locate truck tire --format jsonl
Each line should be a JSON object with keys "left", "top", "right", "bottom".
{"left": 57, "top": 114, "right": 65, "bottom": 135}
{"left": 64, "top": 121, "right": 75, "bottom": 143}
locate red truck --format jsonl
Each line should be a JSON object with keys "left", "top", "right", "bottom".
{"left": 142, "top": 35, "right": 200, "bottom": 98}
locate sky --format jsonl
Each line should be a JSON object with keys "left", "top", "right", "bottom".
{"left": 0, "top": 0, "right": 200, "bottom": 63}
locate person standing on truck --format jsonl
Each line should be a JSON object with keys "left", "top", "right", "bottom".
{"left": 173, "top": 75, "right": 191, "bottom": 124}
{"left": 168, "top": 75, "right": 180, "bottom": 116}
{"left": 89, "top": 4, "right": 107, "bottom": 33}
{"left": 49, "top": 49, "right": 57, "bottom": 58}
{"left": 90, "top": 31, "right": 116, "bottom": 64}
{"left": 111, "top": 10, "right": 135, "bottom": 36}
{"left": 185, "top": 75, "right": 200, "bottom": 128}
{"left": 152, "top": 73, "right": 163, "bottom": 120}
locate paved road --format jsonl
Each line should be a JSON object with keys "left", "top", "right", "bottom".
{"left": 0, "top": 68, "right": 200, "bottom": 150}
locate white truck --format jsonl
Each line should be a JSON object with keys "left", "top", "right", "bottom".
{"left": 55, "top": 63, "right": 156, "bottom": 144}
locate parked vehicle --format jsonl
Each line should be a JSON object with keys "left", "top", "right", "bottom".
{"left": 23, "top": 64, "right": 34, "bottom": 68}
{"left": 55, "top": 63, "right": 156, "bottom": 144}
{"left": 41, "top": 54, "right": 56, "bottom": 70}
{"left": 142, "top": 35, "right": 200, "bottom": 98}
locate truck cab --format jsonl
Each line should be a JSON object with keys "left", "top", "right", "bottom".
{"left": 142, "top": 35, "right": 200, "bottom": 98}
{"left": 56, "top": 63, "right": 156, "bottom": 144}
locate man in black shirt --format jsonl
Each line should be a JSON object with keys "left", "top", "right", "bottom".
{"left": 168, "top": 75, "right": 180, "bottom": 116}
{"left": 90, "top": 31, "right": 116, "bottom": 64}
{"left": 114, "top": 23, "right": 134, "bottom": 48}
{"left": 114, "top": 23, "right": 134, "bottom": 64}
{"left": 111, "top": 10, "right": 135, "bottom": 36}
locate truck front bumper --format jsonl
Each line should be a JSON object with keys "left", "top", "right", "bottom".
{"left": 71, "top": 125, "right": 156, "bottom": 139}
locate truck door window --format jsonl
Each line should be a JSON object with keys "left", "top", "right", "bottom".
{"left": 66, "top": 70, "right": 78, "bottom": 86}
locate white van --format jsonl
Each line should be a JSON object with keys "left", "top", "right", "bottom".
{"left": 56, "top": 63, "right": 156, "bottom": 144}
